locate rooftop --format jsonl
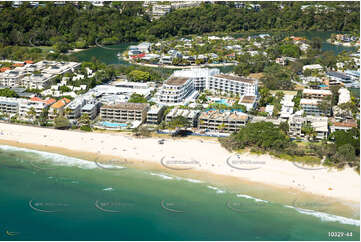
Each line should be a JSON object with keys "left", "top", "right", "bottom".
{"left": 213, "top": 74, "right": 256, "bottom": 84}
{"left": 165, "top": 77, "right": 189, "bottom": 86}
{"left": 239, "top": 95, "right": 256, "bottom": 104}
{"left": 101, "top": 102, "right": 149, "bottom": 111}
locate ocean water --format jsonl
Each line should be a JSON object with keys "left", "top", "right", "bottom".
{"left": 0, "top": 145, "right": 359, "bottom": 241}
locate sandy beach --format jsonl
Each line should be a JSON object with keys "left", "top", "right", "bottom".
{"left": 0, "top": 123, "right": 359, "bottom": 204}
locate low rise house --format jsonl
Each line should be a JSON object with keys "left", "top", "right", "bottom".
{"left": 330, "top": 119, "right": 358, "bottom": 133}
{"left": 265, "top": 105, "right": 274, "bottom": 116}
{"left": 302, "top": 64, "right": 323, "bottom": 72}
{"left": 280, "top": 94, "right": 295, "bottom": 119}
{"left": 48, "top": 98, "right": 71, "bottom": 119}
{"left": 238, "top": 95, "right": 257, "bottom": 111}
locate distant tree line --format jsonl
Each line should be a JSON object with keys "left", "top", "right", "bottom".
{"left": 0, "top": 1, "right": 359, "bottom": 51}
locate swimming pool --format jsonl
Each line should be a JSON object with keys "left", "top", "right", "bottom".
{"left": 215, "top": 99, "right": 231, "bottom": 106}
{"left": 100, "top": 121, "right": 128, "bottom": 128}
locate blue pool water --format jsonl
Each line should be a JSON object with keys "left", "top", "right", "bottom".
{"left": 215, "top": 99, "right": 230, "bottom": 106}
{"left": 101, "top": 121, "right": 127, "bottom": 128}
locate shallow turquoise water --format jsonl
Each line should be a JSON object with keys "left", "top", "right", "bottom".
{"left": 0, "top": 145, "right": 359, "bottom": 241}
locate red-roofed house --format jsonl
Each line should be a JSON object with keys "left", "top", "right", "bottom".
{"left": 49, "top": 98, "right": 71, "bottom": 119}
{"left": 0, "top": 67, "right": 11, "bottom": 72}
{"left": 12, "top": 63, "right": 24, "bottom": 67}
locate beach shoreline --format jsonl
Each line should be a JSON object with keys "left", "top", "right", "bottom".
{"left": 0, "top": 123, "right": 359, "bottom": 214}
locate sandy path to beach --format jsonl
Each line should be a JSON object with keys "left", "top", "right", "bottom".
{"left": 0, "top": 123, "right": 359, "bottom": 203}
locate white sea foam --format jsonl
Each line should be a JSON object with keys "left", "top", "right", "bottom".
{"left": 103, "top": 187, "right": 114, "bottom": 191}
{"left": 284, "top": 205, "right": 360, "bottom": 226}
{"left": 0, "top": 145, "right": 97, "bottom": 169}
{"left": 149, "top": 172, "right": 174, "bottom": 180}
{"left": 175, "top": 177, "right": 203, "bottom": 183}
{"left": 237, "top": 194, "right": 269, "bottom": 203}
{"left": 207, "top": 185, "right": 226, "bottom": 194}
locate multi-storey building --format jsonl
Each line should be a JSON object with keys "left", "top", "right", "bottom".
{"left": 156, "top": 77, "right": 196, "bottom": 105}
{"left": 0, "top": 70, "right": 24, "bottom": 87}
{"left": 207, "top": 74, "right": 258, "bottom": 97}
{"left": 165, "top": 108, "right": 201, "bottom": 127}
{"left": 0, "top": 97, "right": 25, "bottom": 117}
{"left": 198, "top": 110, "right": 248, "bottom": 133}
{"left": 18, "top": 97, "right": 55, "bottom": 120}
{"left": 146, "top": 105, "right": 165, "bottom": 124}
{"left": 300, "top": 98, "right": 331, "bottom": 116}
{"left": 288, "top": 114, "right": 329, "bottom": 140}
{"left": 20, "top": 73, "right": 54, "bottom": 89}
{"left": 171, "top": 68, "right": 220, "bottom": 91}
{"left": 100, "top": 102, "right": 149, "bottom": 123}
{"left": 81, "top": 102, "right": 100, "bottom": 120}
{"left": 302, "top": 89, "right": 332, "bottom": 99}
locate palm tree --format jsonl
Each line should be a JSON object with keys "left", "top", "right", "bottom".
{"left": 63, "top": 107, "right": 71, "bottom": 118}
{"left": 301, "top": 123, "right": 316, "bottom": 141}
{"left": 27, "top": 107, "right": 37, "bottom": 123}
{"left": 78, "top": 113, "right": 90, "bottom": 126}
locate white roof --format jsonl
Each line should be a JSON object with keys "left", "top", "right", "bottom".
{"left": 303, "top": 89, "right": 332, "bottom": 95}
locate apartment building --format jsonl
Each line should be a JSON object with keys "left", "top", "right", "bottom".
{"left": 20, "top": 73, "right": 54, "bottom": 89}
{"left": 18, "top": 97, "right": 55, "bottom": 120}
{"left": 66, "top": 97, "right": 86, "bottom": 120}
{"left": 300, "top": 98, "right": 331, "bottom": 116}
{"left": 288, "top": 114, "right": 329, "bottom": 140}
{"left": 156, "top": 77, "right": 196, "bottom": 105}
{"left": 302, "top": 89, "right": 332, "bottom": 99}
{"left": 81, "top": 103, "right": 100, "bottom": 120}
{"left": 0, "top": 97, "right": 24, "bottom": 116}
{"left": 146, "top": 105, "right": 165, "bottom": 124}
{"left": 165, "top": 108, "right": 201, "bottom": 127}
{"left": 198, "top": 110, "right": 248, "bottom": 133}
{"left": 0, "top": 70, "right": 24, "bottom": 87}
{"left": 208, "top": 74, "right": 258, "bottom": 97}
{"left": 171, "top": 68, "right": 220, "bottom": 91}
{"left": 100, "top": 102, "right": 149, "bottom": 123}
{"left": 151, "top": 4, "right": 171, "bottom": 19}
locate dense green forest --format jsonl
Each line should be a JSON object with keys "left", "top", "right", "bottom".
{"left": 0, "top": 1, "right": 359, "bottom": 51}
